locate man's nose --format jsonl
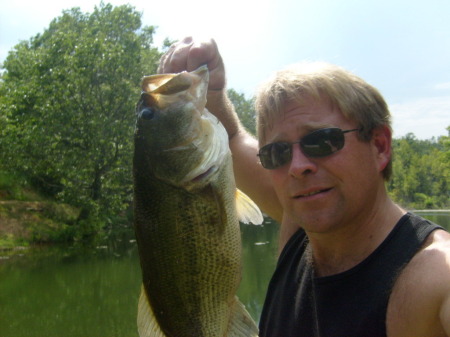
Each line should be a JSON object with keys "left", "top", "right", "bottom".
{"left": 288, "top": 144, "right": 318, "bottom": 177}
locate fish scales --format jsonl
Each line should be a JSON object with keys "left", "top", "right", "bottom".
{"left": 134, "top": 158, "right": 241, "bottom": 335}
{"left": 133, "top": 65, "right": 261, "bottom": 337}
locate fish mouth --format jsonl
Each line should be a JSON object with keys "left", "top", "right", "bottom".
{"left": 294, "top": 188, "right": 332, "bottom": 198}
{"left": 191, "top": 166, "right": 217, "bottom": 182}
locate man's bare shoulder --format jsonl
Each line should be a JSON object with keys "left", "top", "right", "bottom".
{"left": 387, "top": 229, "right": 450, "bottom": 336}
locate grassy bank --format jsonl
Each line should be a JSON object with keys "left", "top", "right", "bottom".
{"left": 0, "top": 171, "right": 79, "bottom": 249}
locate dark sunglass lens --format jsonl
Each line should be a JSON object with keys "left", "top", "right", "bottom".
{"left": 301, "top": 128, "right": 345, "bottom": 157}
{"left": 258, "top": 128, "right": 354, "bottom": 168}
{"left": 259, "top": 142, "right": 292, "bottom": 169}
{"left": 258, "top": 146, "right": 272, "bottom": 169}
{"left": 272, "top": 142, "right": 292, "bottom": 168}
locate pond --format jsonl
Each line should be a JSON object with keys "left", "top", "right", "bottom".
{"left": 0, "top": 211, "right": 449, "bottom": 337}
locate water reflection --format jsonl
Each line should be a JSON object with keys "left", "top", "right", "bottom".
{"left": 239, "top": 218, "right": 279, "bottom": 322}
{"left": 0, "top": 212, "right": 448, "bottom": 336}
{"left": 0, "top": 243, "right": 141, "bottom": 337}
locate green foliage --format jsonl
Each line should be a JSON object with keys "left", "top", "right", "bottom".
{"left": 228, "top": 89, "right": 257, "bottom": 135}
{"left": 0, "top": 199, "right": 79, "bottom": 245}
{"left": 0, "top": 171, "right": 43, "bottom": 201}
{"left": 387, "top": 131, "right": 450, "bottom": 209}
{"left": 0, "top": 3, "right": 162, "bottom": 232}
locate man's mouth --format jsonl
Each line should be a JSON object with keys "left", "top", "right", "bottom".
{"left": 295, "top": 188, "right": 331, "bottom": 198}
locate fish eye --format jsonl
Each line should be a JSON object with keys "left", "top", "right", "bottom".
{"left": 140, "top": 107, "right": 155, "bottom": 120}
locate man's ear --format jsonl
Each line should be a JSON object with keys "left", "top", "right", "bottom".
{"left": 371, "top": 125, "right": 392, "bottom": 173}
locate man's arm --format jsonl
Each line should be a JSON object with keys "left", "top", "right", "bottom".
{"left": 206, "top": 90, "right": 283, "bottom": 223}
{"left": 158, "top": 37, "right": 282, "bottom": 222}
{"left": 438, "top": 233, "right": 450, "bottom": 335}
{"left": 388, "top": 229, "right": 450, "bottom": 336}
{"left": 441, "top": 290, "right": 450, "bottom": 335}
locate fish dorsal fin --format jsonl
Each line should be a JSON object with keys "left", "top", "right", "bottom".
{"left": 137, "top": 286, "right": 167, "bottom": 337}
{"left": 235, "top": 189, "right": 264, "bottom": 225}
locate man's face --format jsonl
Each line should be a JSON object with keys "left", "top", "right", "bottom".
{"left": 264, "top": 96, "right": 386, "bottom": 235}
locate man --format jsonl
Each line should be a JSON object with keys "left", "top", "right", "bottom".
{"left": 158, "top": 37, "right": 450, "bottom": 336}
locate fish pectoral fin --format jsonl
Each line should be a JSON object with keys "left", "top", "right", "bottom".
{"left": 235, "top": 189, "right": 264, "bottom": 225}
{"left": 227, "top": 297, "right": 259, "bottom": 337}
{"left": 137, "top": 285, "right": 167, "bottom": 337}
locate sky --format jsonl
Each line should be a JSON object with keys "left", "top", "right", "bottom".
{"left": 1, "top": 0, "right": 449, "bottom": 140}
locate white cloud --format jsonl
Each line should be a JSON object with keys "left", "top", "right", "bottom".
{"left": 390, "top": 96, "right": 450, "bottom": 139}
{"left": 434, "top": 82, "right": 450, "bottom": 90}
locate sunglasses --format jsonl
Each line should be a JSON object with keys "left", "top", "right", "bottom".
{"left": 257, "top": 127, "right": 360, "bottom": 169}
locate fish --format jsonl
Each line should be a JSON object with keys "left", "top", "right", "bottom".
{"left": 133, "top": 65, "right": 263, "bottom": 337}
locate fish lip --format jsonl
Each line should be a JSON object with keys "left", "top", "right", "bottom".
{"left": 191, "top": 166, "right": 217, "bottom": 182}
{"left": 293, "top": 187, "right": 332, "bottom": 198}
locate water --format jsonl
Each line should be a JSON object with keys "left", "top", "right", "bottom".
{"left": 0, "top": 212, "right": 448, "bottom": 337}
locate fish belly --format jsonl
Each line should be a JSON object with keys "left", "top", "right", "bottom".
{"left": 134, "top": 164, "right": 247, "bottom": 337}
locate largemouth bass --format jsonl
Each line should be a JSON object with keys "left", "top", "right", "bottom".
{"left": 133, "top": 65, "right": 262, "bottom": 337}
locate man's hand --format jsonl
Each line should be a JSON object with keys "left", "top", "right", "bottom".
{"left": 158, "top": 36, "right": 236, "bottom": 137}
{"left": 158, "top": 37, "right": 283, "bottom": 224}
{"left": 158, "top": 37, "right": 226, "bottom": 91}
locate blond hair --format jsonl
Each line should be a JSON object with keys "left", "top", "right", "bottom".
{"left": 255, "top": 62, "right": 392, "bottom": 180}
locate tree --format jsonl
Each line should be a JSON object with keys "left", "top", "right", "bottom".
{"left": 0, "top": 3, "right": 162, "bottom": 234}
{"left": 228, "top": 89, "right": 257, "bottom": 135}
{"left": 388, "top": 131, "right": 450, "bottom": 209}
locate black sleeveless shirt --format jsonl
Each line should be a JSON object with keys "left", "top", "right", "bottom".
{"left": 259, "top": 213, "right": 444, "bottom": 337}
